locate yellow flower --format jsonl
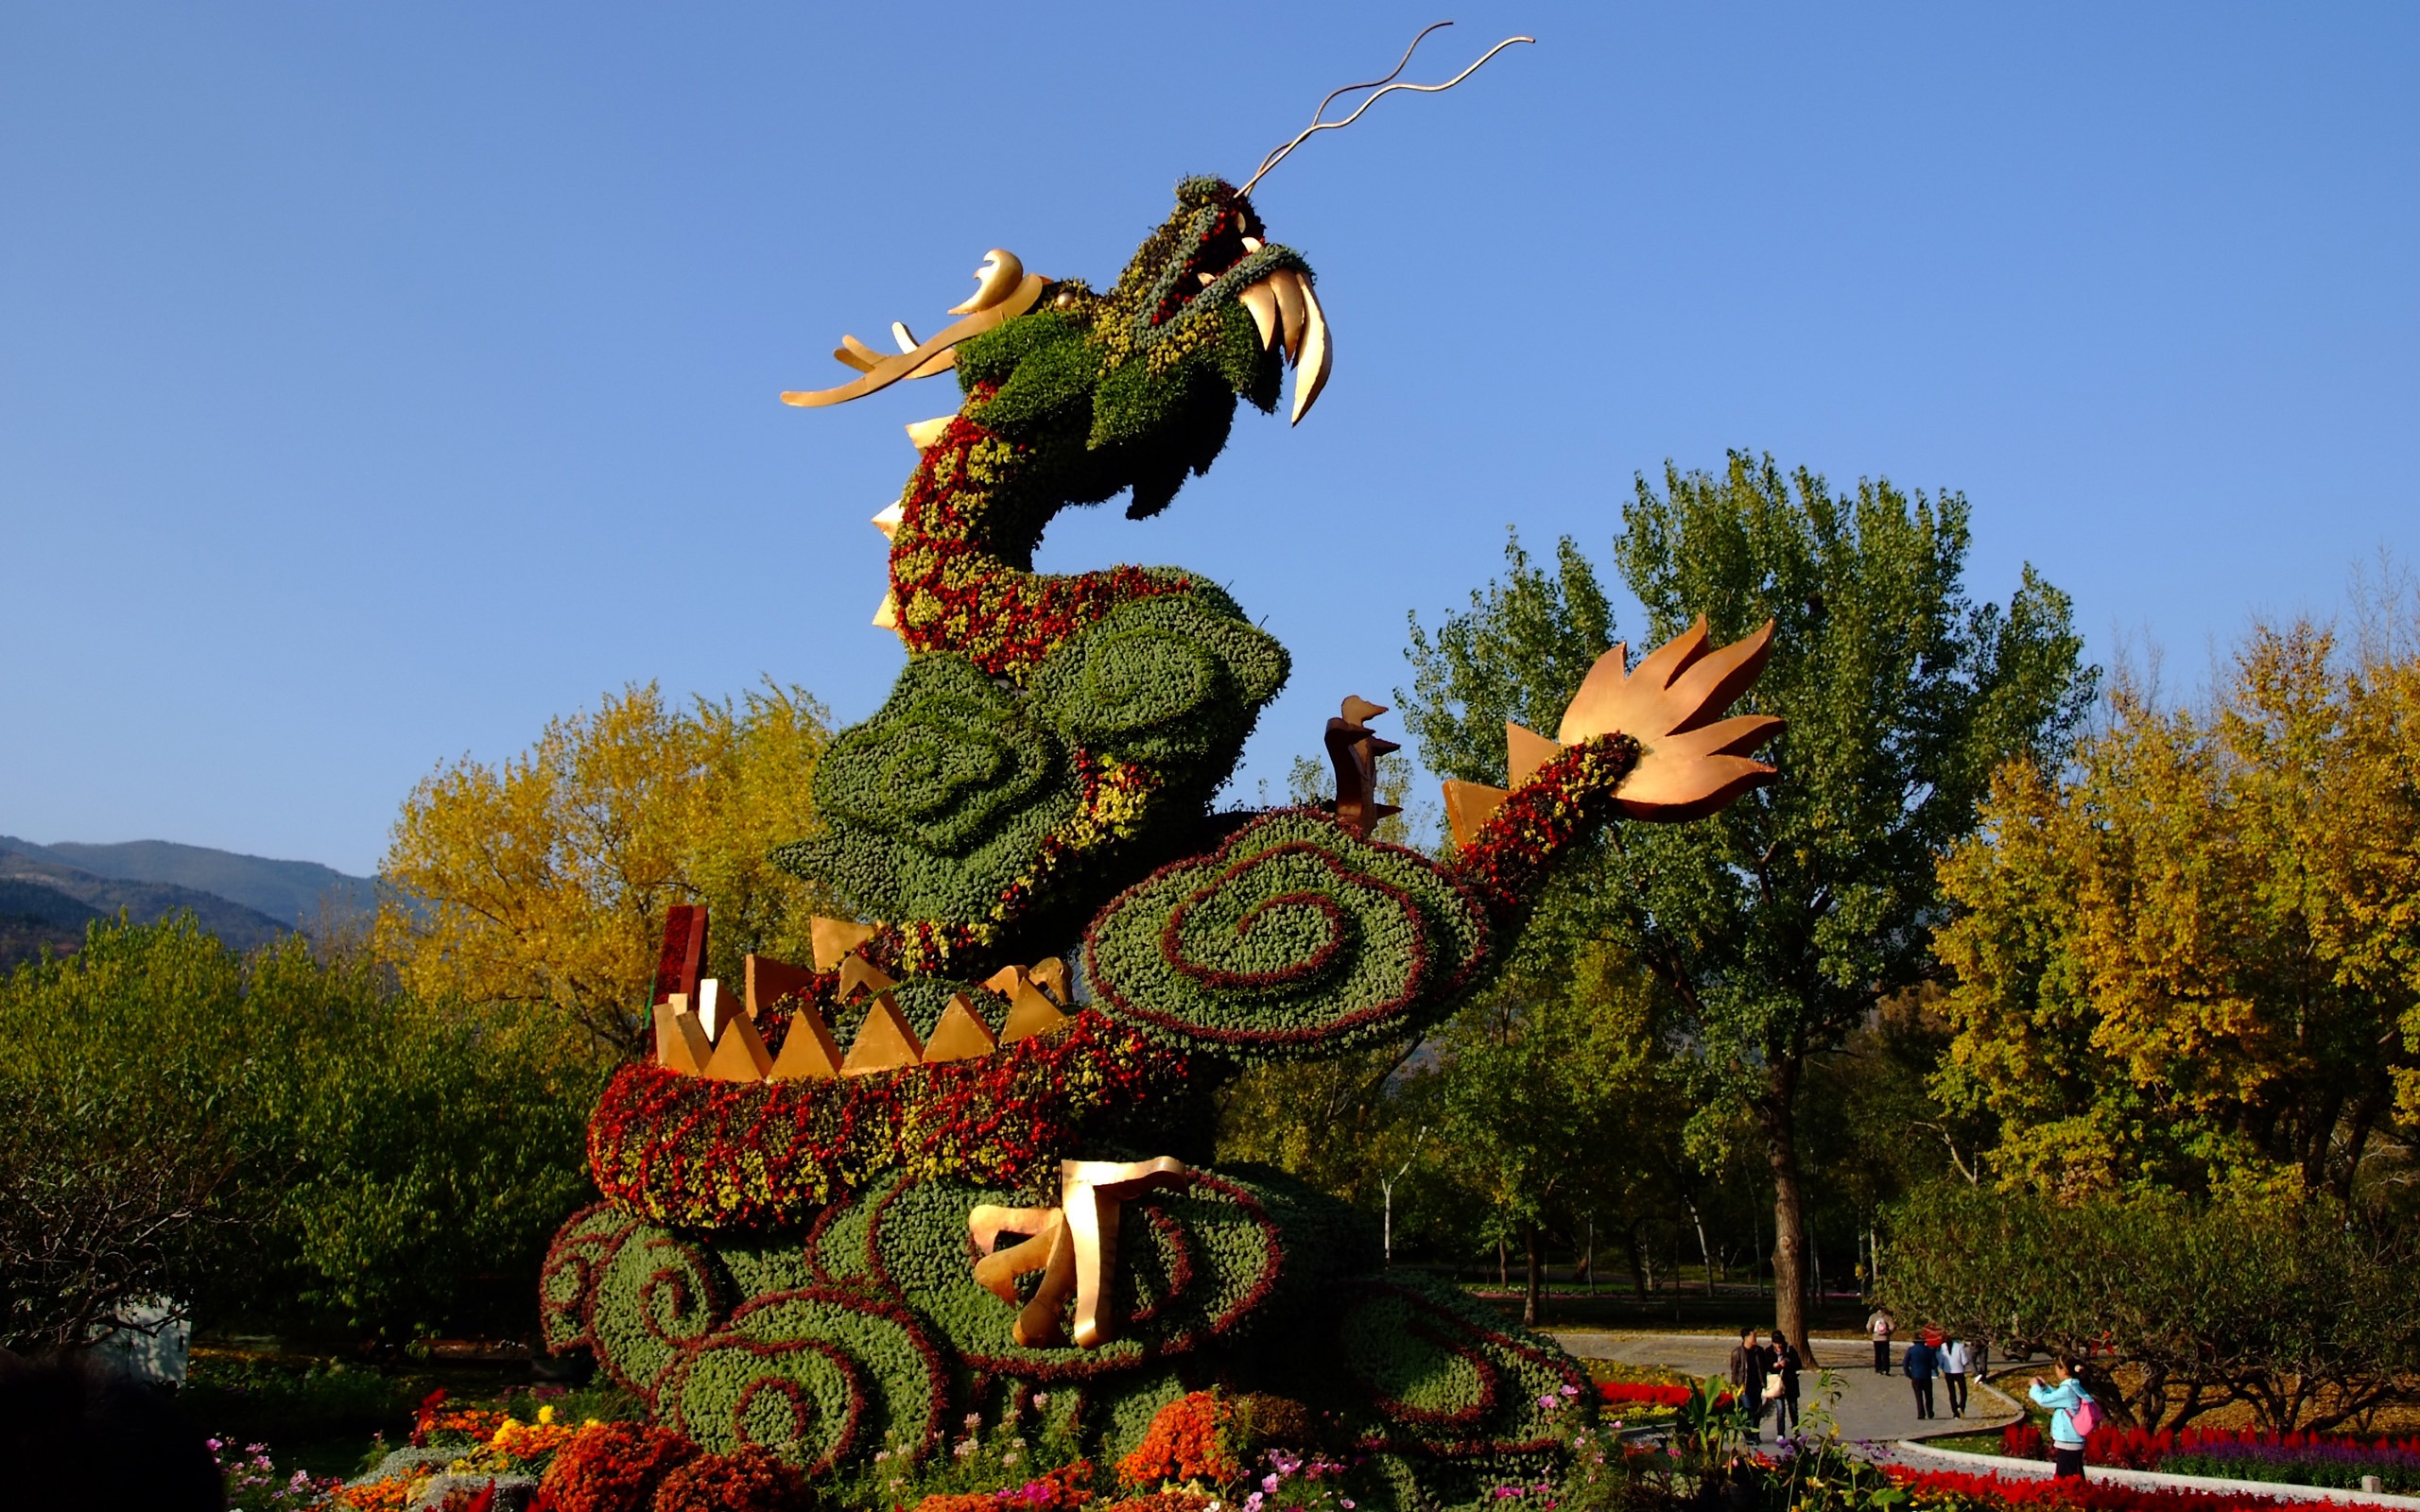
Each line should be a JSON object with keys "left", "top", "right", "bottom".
{"left": 537, "top": 1404, "right": 556, "bottom": 1425}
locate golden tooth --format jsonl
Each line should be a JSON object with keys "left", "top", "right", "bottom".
{"left": 1288, "top": 274, "right": 1331, "bottom": 425}
{"left": 1270, "top": 269, "right": 1306, "bottom": 365}
{"left": 1239, "top": 282, "right": 1279, "bottom": 349}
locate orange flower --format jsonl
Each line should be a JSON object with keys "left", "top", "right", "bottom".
{"left": 1116, "top": 1393, "right": 1238, "bottom": 1489}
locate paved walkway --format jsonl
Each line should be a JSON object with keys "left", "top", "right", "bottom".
{"left": 1547, "top": 1332, "right": 2025, "bottom": 1448}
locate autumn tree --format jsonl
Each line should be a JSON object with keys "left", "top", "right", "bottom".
{"left": 1403, "top": 454, "right": 2094, "bottom": 1353}
{"left": 1935, "top": 616, "right": 2420, "bottom": 1196}
{"left": 376, "top": 680, "right": 842, "bottom": 1057}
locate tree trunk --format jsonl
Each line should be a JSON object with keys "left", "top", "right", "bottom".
{"left": 1685, "top": 1196, "right": 1716, "bottom": 1298}
{"left": 1497, "top": 1236, "right": 1508, "bottom": 1289}
{"left": 1523, "top": 1223, "right": 1545, "bottom": 1326}
{"left": 1760, "top": 1055, "right": 1813, "bottom": 1360}
{"left": 1626, "top": 1225, "right": 1650, "bottom": 1298}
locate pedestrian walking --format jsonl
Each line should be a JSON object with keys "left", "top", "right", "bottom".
{"left": 1902, "top": 1334, "right": 1939, "bottom": 1419}
{"left": 2029, "top": 1358, "right": 2098, "bottom": 1480}
{"left": 1726, "top": 1326, "right": 1772, "bottom": 1442}
{"left": 1769, "top": 1335, "right": 1803, "bottom": 1437}
{"left": 1866, "top": 1306, "right": 1896, "bottom": 1375}
{"left": 1939, "top": 1336, "right": 1970, "bottom": 1418}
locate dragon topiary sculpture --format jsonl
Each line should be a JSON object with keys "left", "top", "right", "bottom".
{"left": 541, "top": 34, "right": 1784, "bottom": 1511}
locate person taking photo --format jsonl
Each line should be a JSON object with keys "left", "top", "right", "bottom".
{"left": 2029, "top": 1358, "right": 2097, "bottom": 1480}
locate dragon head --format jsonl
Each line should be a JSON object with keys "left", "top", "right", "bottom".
{"left": 1081, "top": 177, "right": 1331, "bottom": 428}
{"left": 782, "top": 178, "right": 1328, "bottom": 523}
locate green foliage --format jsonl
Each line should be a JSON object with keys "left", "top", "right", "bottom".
{"left": 1882, "top": 1181, "right": 2420, "bottom": 1432}
{"left": 1400, "top": 453, "right": 2097, "bottom": 1340}
{"left": 666, "top": 1291, "right": 945, "bottom": 1475}
{"left": 179, "top": 1355, "right": 420, "bottom": 1443}
{"left": 1402, "top": 531, "right": 1617, "bottom": 786}
{"left": 0, "top": 915, "right": 603, "bottom": 1342}
{"left": 1026, "top": 591, "right": 1287, "bottom": 770}
{"left": 778, "top": 654, "right": 1081, "bottom": 925}
{"left": 1085, "top": 811, "right": 1488, "bottom": 1059}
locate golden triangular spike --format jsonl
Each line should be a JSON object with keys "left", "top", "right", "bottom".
{"left": 923, "top": 993, "right": 999, "bottom": 1063}
{"left": 838, "top": 954, "right": 898, "bottom": 1002}
{"left": 1442, "top": 779, "right": 1512, "bottom": 850}
{"left": 979, "top": 964, "right": 1027, "bottom": 998}
{"left": 906, "top": 416, "right": 953, "bottom": 451}
{"left": 1028, "top": 958, "right": 1069, "bottom": 1005}
{"left": 1506, "top": 721, "right": 1563, "bottom": 788}
{"left": 654, "top": 999, "right": 712, "bottom": 1075}
{"left": 873, "top": 592, "right": 900, "bottom": 630}
{"left": 811, "top": 917, "right": 877, "bottom": 971}
{"left": 1000, "top": 980, "right": 1070, "bottom": 1044}
{"left": 704, "top": 1010, "right": 774, "bottom": 1082}
{"left": 746, "top": 954, "right": 820, "bottom": 1019}
{"left": 841, "top": 991, "right": 925, "bottom": 1075}
{"left": 768, "top": 1005, "right": 844, "bottom": 1081}
{"left": 872, "top": 502, "right": 904, "bottom": 540}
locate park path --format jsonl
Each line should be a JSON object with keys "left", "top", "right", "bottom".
{"left": 1546, "top": 1331, "right": 2025, "bottom": 1448}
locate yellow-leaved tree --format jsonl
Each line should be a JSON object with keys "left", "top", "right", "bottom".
{"left": 1934, "top": 615, "right": 2420, "bottom": 1196}
{"left": 375, "top": 680, "right": 842, "bottom": 1058}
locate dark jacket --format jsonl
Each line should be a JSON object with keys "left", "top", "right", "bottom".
{"left": 1726, "top": 1342, "right": 1771, "bottom": 1391}
{"left": 1772, "top": 1339, "right": 1803, "bottom": 1400}
{"left": 1902, "top": 1341, "right": 1938, "bottom": 1381}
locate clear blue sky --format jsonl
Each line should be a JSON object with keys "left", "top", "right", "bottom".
{"left": 4, "top": 4, "right": 2413, "bottom": 876}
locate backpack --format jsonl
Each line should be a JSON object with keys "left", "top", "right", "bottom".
{"left": 2068, "top": 1394, "right": 2103, "bottom": 1437}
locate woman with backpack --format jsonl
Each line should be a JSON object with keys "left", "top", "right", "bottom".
{"left": 2028, "top": 1358, "right": 2100, "bottom": 1479}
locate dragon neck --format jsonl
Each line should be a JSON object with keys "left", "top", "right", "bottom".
{"left": 887, "top": 394, "right": 1194, "bottom": 679}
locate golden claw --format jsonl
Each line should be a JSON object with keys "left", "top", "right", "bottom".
{"left": 966, "top": 1157, "right": 1191, "bottom": 1349}
{"left": 1441, "top": 615, "right": 1783, "bottom": 846}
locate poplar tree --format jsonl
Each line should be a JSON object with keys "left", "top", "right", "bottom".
{"left": 1403, "top": 451, "right": 2094, "bottom": 1353}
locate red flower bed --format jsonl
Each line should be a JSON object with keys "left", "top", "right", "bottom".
{"left": 1597, "top": 1383, "right": 1693, "bottom": 1408}
{"left": 1889, "top": 1466, "right": 2297, "bottom": 1512}
{"left": 2087, "top": 1426, "right": 2420, "bottom": 1472}
{"left": 586, "top": 1009, "right": 1180, "bottom": 1229}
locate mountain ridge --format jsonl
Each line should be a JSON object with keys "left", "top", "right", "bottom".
{"left": 0, "top": 835, "right": 376, "bottom": 927}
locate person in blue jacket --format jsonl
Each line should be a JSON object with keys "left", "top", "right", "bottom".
{"left": 2029, "top": 1358, "right": 2095, "bottom": 1479}
{"left": 1901, "top": 1334, "right": 1939, "bottom": 1419}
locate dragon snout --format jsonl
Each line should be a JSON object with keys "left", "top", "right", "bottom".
{"left": 1235, "top": 265, "right": 1332, "bottom": 425}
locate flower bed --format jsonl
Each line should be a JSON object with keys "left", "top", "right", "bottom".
{"left": 2002, "top": 1422, "right": 2420, "bottom": 1492}
{"left": 1891, "top": 1465, "right": 2305, "bottom": 1512}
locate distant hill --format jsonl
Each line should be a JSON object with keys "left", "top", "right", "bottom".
{"left": 0, "top": 835, "right": 375, "bottom": 928}
{"left": 0, "top": 877, "right": 105, "bottom": 971}
{"left": 0, "top": 848, "right": 294, "bottom": 960}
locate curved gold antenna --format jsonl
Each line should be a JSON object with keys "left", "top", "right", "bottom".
{"left": 1237, "top": 21, "right": 1534, "bottom": 198}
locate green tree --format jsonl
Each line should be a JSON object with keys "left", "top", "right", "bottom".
{"left": 1402, "top": 452, "right": 2095, "bottom": 1352}
{"left": 1884, "top": 1181, "right": 2420, "bottom": 1433}
{"left": 0, "top": 916, "right": 603, "bottom": 1343}
{"left": 1417, "top": 926, "right": 1687, "bottom": 1324}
